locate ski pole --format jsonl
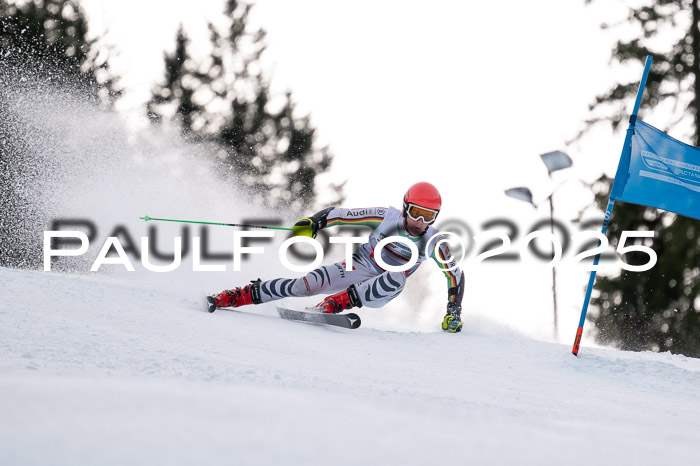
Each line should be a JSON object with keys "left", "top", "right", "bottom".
{"left": 140, "top": 215, "right": 292, "bottom": 231}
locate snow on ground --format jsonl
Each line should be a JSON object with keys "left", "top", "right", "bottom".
{"left": 1, "top": 266, "right": 700, "bottom": 466}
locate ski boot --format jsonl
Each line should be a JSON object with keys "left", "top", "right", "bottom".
{"left": 313, "top": 285, "right": 363, "bottom": 314}
{"left": 207, "top": 279, "right": 262, "bottom": 313}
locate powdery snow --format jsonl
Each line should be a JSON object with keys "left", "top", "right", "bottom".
{"left": 1, "top": 266, "right": 700, "bottom": 466}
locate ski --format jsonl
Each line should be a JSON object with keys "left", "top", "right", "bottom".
{"left": 276, "top": 307, "right": 361, "bottom": 329}
{"left": 206, "top": 297, "right": 361, "bottom": 329}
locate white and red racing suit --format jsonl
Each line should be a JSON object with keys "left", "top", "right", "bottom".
{"left": 256, "top": 206, "right": 464, "bottom": 309}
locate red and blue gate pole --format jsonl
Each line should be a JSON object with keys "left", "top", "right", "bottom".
{"left": 572, "top": 198, "right": 615, "bottom": 355}
{"left": 572, "top": 55, "right": 653, "bottom": 356}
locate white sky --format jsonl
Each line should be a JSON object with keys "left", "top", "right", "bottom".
{"left": 82, "top": 0, "right": 631, "bottom": 199}
{"left": 78, "top": 0, "right": 653, "bottom": 341}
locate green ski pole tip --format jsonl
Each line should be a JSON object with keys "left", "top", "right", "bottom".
{"left": 141, "top": 216, "right": 151, "bottom": 222}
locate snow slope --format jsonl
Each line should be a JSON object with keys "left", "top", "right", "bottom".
{"left": 2, "top": 266, "right": 700, "bottom": 466}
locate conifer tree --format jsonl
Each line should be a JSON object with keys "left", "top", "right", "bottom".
{"left": 147, "top": 25, "right": 204, "bottom": 136}
{"left": 147, "top": 0, "right": 341, "bottom": 210}
{"left": 0, "top": 0, "right": 121, "bottom": 102}
{"left": 0, "top": 0, "right": 121, "bottom": 269}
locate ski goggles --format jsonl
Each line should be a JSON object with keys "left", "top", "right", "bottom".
{"left": 405, "top": 203, "right": 439, "bottom": 224}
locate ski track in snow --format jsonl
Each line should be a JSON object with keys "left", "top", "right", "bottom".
{"left": 1, "top": 266, "right": 700, "bottom": 466}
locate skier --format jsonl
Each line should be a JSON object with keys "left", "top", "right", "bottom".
{"left": 208, "top": 182, "right": 465, "bottom": 332}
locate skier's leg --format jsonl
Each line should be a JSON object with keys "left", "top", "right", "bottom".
{"left": 258, "top": 261, "right": 371, "bottom": 302}
{"left": 209, "top": 261, "right": 371, "bottom": 311}
{"left": 314, "top": 270, "right": 407, "bottom": 313}
{"left": 353, "top": 270, "right": 407, "bottom": 308}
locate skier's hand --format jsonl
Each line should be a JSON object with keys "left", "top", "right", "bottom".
{"left": 442, "top": 303, "right": 463, "bottom": 333}
{"left": 292, "top": 207, "right": 334, "bottom": 239}
{"left": 293, "top": 218, "right": 318, "bottom": 238}
{"left": 442, "top": 313, "right": 463, "bottom": 333}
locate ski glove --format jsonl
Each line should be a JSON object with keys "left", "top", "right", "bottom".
{"left": 292, "top": 207, "right": 334, "bottom": 239}
{"left": 442, "top": 303, "right": 463, "bottom": 333}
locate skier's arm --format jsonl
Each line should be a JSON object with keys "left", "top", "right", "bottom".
{"left": 431, "top": 238, "right": 465, "bottom": 333}
{"left": 293, "top": 207, "right": 387, "bottom": 238}
{"left": 325, "top": 207, "right": 387, "bottom": 229}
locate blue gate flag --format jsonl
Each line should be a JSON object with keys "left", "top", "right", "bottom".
{"left": 610, "top": 119, "right": 700, "bottom": 220}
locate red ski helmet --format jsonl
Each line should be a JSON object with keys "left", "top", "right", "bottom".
{"left": 403, "top": 182, "right": 441, "bottom": 224}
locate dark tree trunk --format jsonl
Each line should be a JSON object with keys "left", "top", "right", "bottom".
{"left": 692, "top": 0, "right": 700, "bottom": 145}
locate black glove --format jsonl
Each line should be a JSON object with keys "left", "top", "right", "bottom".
{"left": 292, "top": 207, "right": 334, "bottom": 239}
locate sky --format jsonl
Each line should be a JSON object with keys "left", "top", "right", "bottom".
{"left": 74, "top": 0, "right": 650, "bottom": 342}
{"left": 81, "top": 0, "right": 631, "bottom": 194}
